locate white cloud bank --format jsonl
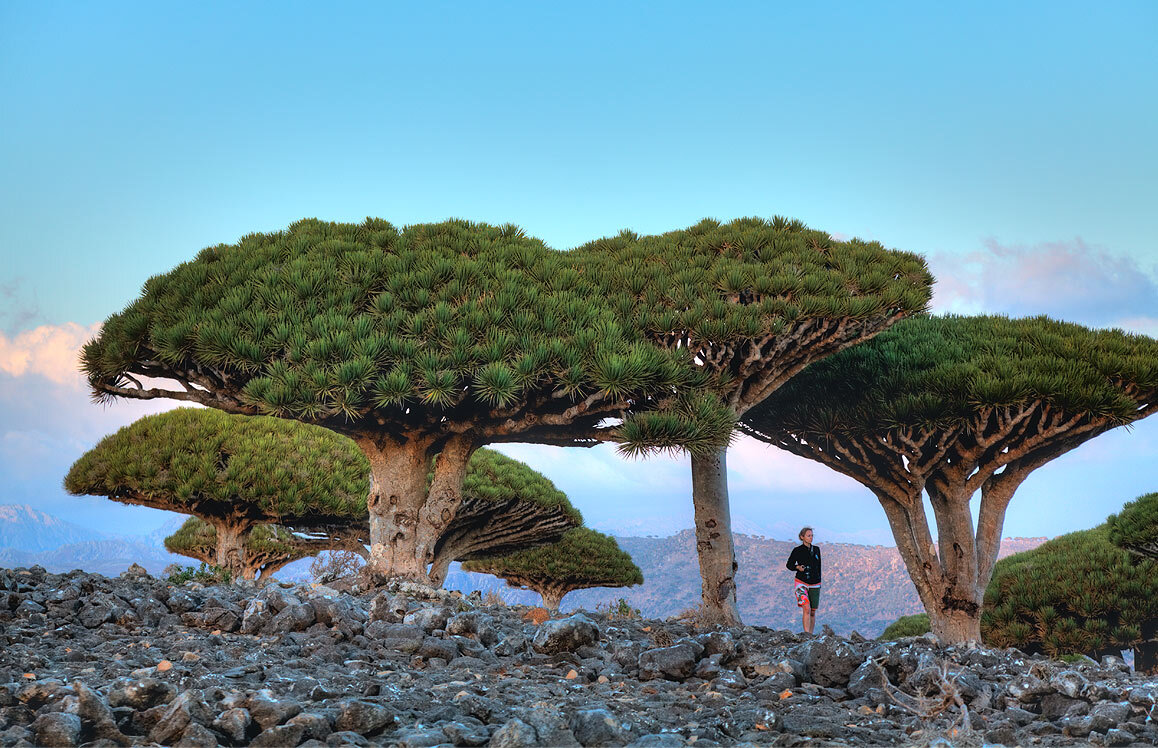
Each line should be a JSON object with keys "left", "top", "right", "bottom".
{"left": 929, "top": 238, "right": 1158, "bottom": 334}
{"left": 0, "top": 322, "right": 101, "bottom": 387}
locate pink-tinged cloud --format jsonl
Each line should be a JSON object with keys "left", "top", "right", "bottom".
{"left": 0, "top": 322, "right": 101, "bottom": 387}
{"left": 929, "top": 239, "right": 1158, "bottom": 333}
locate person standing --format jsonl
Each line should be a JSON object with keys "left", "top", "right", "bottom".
{"left": 786, "top": 526, "right": 821, "bottom": 634}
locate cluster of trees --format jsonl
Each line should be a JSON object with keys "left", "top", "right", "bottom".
{"left": 881, "top": 493, "right": 1158, "bottom": 674}
{"left": 73, "top": 216, "right": 1157, "bottom": 644}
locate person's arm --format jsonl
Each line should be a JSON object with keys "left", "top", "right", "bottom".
{"left": 786, "top": 547, "right": 799, "bottom": 572}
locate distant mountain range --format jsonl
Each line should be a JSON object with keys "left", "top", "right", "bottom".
{"left": 0, "top": 503, "right": 1045, "bottom": 637}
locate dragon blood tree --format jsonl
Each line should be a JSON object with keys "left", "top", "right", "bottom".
{"left": 66, "top": 408, "right": 368, "bottom": 579}
{"left": 427, "top": 449, "right": 582, "bottom": 586}
{"left": 574, "top": 217, "right": 932, "bottom": 623}
{"left": 462, "top": 527, "right": 643, "bottom": 612}
{"left": 81, "top": 218, "right": 731, "bottom": 583}
{"left": 164, "top": 517, "right": 344, "bottom": 581}
{"left": 67, "top": 407, "right": 585, "bottom": 585}
{"left": 1107, "top": 492, "right": 1158, "bottom": 560}
{"left": 983, "top": 525, "right": 1158, "bottom": 672}
{"left": 741, "top": 315, "right": 1158, "bottom": 644}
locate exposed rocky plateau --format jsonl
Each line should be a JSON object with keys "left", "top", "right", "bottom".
{"left": 1, "top": 565, "right": 1155, "bottom": 747}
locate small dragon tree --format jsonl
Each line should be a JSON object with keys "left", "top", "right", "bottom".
{"left": 463, "top": 527, "right": 643, "bottom": 612}
{"left": 983, "top": 525, "right": 1158, "bottom": 672}
{"left": 575, "top": 217, "right": 933, "bottom": 623}
{"left": 80, "top": 218, "right": 730, "bottom": 583}
{"left": 428, "top": 449, "right": 582, "bottom": 586}
{"left": 741, "top": 315, "right": 1158, "bottom": 644}
{"left": 164, "top": 517, "right": 341, "bottom": 581}
{"left": 66, "top": 408, "right": 367, "bottom": 579}
{"left": 67, "top": 407, "right": 582, "bottom": 585}
{"left": 1107, "top": 492, "right": 1158, "bottom": 560}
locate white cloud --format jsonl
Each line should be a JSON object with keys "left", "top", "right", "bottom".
{"left": 929, "top": 239, "right": 1158, "bottom": 334}
{"left": 0, "top": 322, "right": 101, "bottom": 386}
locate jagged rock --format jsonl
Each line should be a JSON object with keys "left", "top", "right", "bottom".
{"left": 174, "top": 722, "right": 219, "bottom": 747}
{"left": 639, "top": 643, "right": 700, "bottom": 681}
{"left": 1050, "top": 669, "right": 1089, "bottom": 699}
{"left": 287, "top": 712, "right": 334, "bottom": 742}
{"left": 490, "top": 718, "right": 539, "bottom": 747}
{"left": 246, "top": 689, "right": 303, "bottom": 729}
{"left": 106, "top": 677, "right": 176, "bottom": 710}
{"left": 694, "top": 631, "right": 736, "bottom": 661}
{"left": 251, "top": 723, "right": 306, "bottom": 747}
{"left": 394, "top": 725, "right": 450, "bottom": 747}
{"left": 334, "top": 699, "right": 396, "bottom": 735}
{"left": 1006, "top": 673, "right": 1052, "bottom": 703}
{"left": 1088, "top": 701, "right": 1132, "bottom": 732}
{"left": 147, "top": 690, "right": 213, "bottom": 745}
{"left": 72, "top": 681, "right": 128, "bottom": 745}
{"left": 17, "top": 679, "right": 69, "bottom": 708}
{"left": 788, "top": 635, "right": 863, "bottom": 688}
{"left": 32, "top": 712, "right": 82, "bottom": 747}
{"left": 212, "top": 707, "right": 254, "bottom": 743}
{"left": 404, "top": 606, "right": 452, "bottom": 633}
{"left": 515, "top": 702, "right": 579, "bottom": 746}
{"left": 266, "top": 602, "right": 317, "bottom": 633}
{"left": 240, "top": 598, "right": 273, "bottom": 634}
{"left": 531, "top": 614, "right": 600, "bottom": 654}
{"left": 569, "top": 707, "right": 626, "bottom": 746}
{"left": 441, "top": 718, "right": 489, "bottom": 746}
{"left": 627, "top": 734, "right": 685, "bottom": 747}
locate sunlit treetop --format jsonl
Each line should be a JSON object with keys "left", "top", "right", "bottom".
{"left": 66, "top": 407, "right": 581, "bottom": 524}
{"left": 574, "top": 216, "right": 933, "bottom": 424}
{"left": 80, "top": 218, "right": 731, "bottom": 453}
{"left": 1107, "top": 492, "right": 1158, "bottom": 559}
{"left": 65, "top": 407, "right": 368, "bottom": 523}
{"left": 744, "top": 315, "right": 1158, "bottom": 440}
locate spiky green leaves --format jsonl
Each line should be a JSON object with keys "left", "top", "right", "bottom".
{"left": 618, "top": 394, "right": 737, "bottom": 458}
{"left": 1106, "top": 492, "right": 1158, "bottom": 559}
{"left": 81, "top": 218, "right": 710, "bottom": 439}
{"left": 462, "top": 527, "right": 643, "bottom": 590}
{"left": 744, "top": 315, "right": 1158, "bottom": 437}
{"left": 164, "top": 517, "right": 313, "bottom": 562}
{"left": 574, "top": 216, "right": 932, "bottom": 351}
{"left": 66, "top": 408, "right": 579, "bottom": 521}
{"left": 982, "top": 525, "right": 1158, "bottom": 656}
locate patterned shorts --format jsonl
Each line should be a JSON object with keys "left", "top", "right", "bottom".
{"left": 794, "top": 581, "right": 820, "bottom": 610}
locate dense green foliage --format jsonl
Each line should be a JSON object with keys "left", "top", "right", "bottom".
{"left": 80, "top": 218, "right": 735, "bottom": 453}
{"left": 1107, "top": 492, "right": 1158, "bottom": 558}
{"left": 576, "top": 217, "right": 931, "bottom": 348}
{"left": 462, "top": 527, "right": 643, "bottom": 590}
{"left": 982, "top": 526, "right": 1158, "bottom": 658}
{"left": 745, "top": 315, "right": 1158, "bottom": 435}
{"left": 67, "top": 408, "right": 578, "bottom": 527}
{"left": 879, "top": 613, "right": 931, "bottom": 640}
{"left": 163, "top": 517, "right": 315, "bottom": 562}
{"left": 66, "top": 408, "right": 368, "bottom": 519}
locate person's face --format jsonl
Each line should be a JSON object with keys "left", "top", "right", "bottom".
{"left": 803, "top": 530, "right": 813, "bottom": 545}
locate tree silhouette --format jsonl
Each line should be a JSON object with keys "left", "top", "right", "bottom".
{"left": 164, "top": 517, "right": 339, "bottom": 581}
{"left": 742, "top": 315, "right": 1158, "bottom": 643}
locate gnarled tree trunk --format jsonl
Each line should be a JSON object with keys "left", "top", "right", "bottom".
{"left": 357, "top": 433, "right": 476, "bottom": 585}
{"left": 691, "top": 448, "right": 742, "bottom": 626}
{"left": 212, "top": 520, "right": 250, "bottom": 581}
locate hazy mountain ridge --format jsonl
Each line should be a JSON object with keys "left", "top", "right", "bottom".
{"left": 0, "top": 504, "right": 107, "bottom": 552}
{"left": 1, "top": 504, "right": 1045, "bottom": 637}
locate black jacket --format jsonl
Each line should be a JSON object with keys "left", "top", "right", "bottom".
{"left": 786, "top": 543, "right": 821, "bottom": 585}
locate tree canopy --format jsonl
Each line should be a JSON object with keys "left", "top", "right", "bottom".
{"left": 1106, "top": 492, "right": 1158, "bottom": 559}
{"left": 741, "top": 315, "right": 1158, "bottom": 644}
{"left": 462, "top": 527, "right": 643, "bottom": 612}
{"left": 983, "top": 525, "right": 1158, "bottom": 671}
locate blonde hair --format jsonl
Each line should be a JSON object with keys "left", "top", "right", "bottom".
{"left": 798, "top": 526, "right": 813, "bottom": 541}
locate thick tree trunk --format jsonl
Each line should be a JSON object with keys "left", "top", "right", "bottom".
{"left": 255, "top": 559, "right": 293, "bottom": 582}
{"left": 428, "top": 554, "right": 452, "bottom": 588}
{"left": 1134, "top": 641, "right": 1158, "bottom": 674}
{"left": 539, "top": 587, "right": 566, "bottom": 613}
{"left": 358, "top": 435, "right": 437, "bottom": 583}
{"left": 691, "top": 448, "right": 742, "bottom": 626}
{"left": 212, "top": 520, "right": 250, "bottom": 581}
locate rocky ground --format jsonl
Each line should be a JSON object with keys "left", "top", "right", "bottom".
{"left": 1, "top": 565, "right": 1156, "bottom": 747}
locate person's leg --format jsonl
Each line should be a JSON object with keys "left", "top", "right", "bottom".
{"left": 801, "top": 602, "right": 812, "bottom": 634}
{"left": 806, "top": 588, "right": 819, "bottom": 634}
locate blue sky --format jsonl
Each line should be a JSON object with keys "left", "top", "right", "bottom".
{"left": 1, "top": 2, "right": 1156, "bottom": 545}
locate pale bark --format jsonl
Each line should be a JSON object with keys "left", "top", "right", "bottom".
{"left": 359, "top": 434, "right": 438, "bottom": 583}
{"left": 212, "top": 520, "right": 250, "bottom": 580}
{"left": 691, "top": 448, "right": 742, "bottom": 625}
{"left": 540, "top": 587, "right": 566, "bottom": 613}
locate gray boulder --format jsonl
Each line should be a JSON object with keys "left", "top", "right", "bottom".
{"left": 531, "top": 614, "right": 600, "bottom": 654}
{"left": 639, "top": 643, "right": 700, "bottom": 681}
{"left": 788, "top": 636, "right": 863, "bottom": 688}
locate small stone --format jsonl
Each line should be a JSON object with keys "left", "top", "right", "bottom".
{"left": 212, "top": 708, "right": 253, "bottom": 744}
{"left": 174, "top": 723, "right": 219, "bottom": 748}
{"left": 490, "top": 718, "right": 539, "bottom": 748}
{"left": 156, "top": 660, "right": 173, "bottom": 672}
{"left": 247, "top": 689, "right": 303, "bottom": 729}
{"left": 569, "top": 707, "right": 626, "bottom": 746}
{"left": 33, "top": 712, "right": 81, "bottom": 747}
{"left": 334, "top": 699, "right": 395, "bottom": 736}
{"left": 639, "top": 643, "right": 700, "bottom": 681}
{"left": 250, "top": 723, "right": 306, "bottom": 747}
{"left": 565, "top": 669, "right": 579, "bottom": 680}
